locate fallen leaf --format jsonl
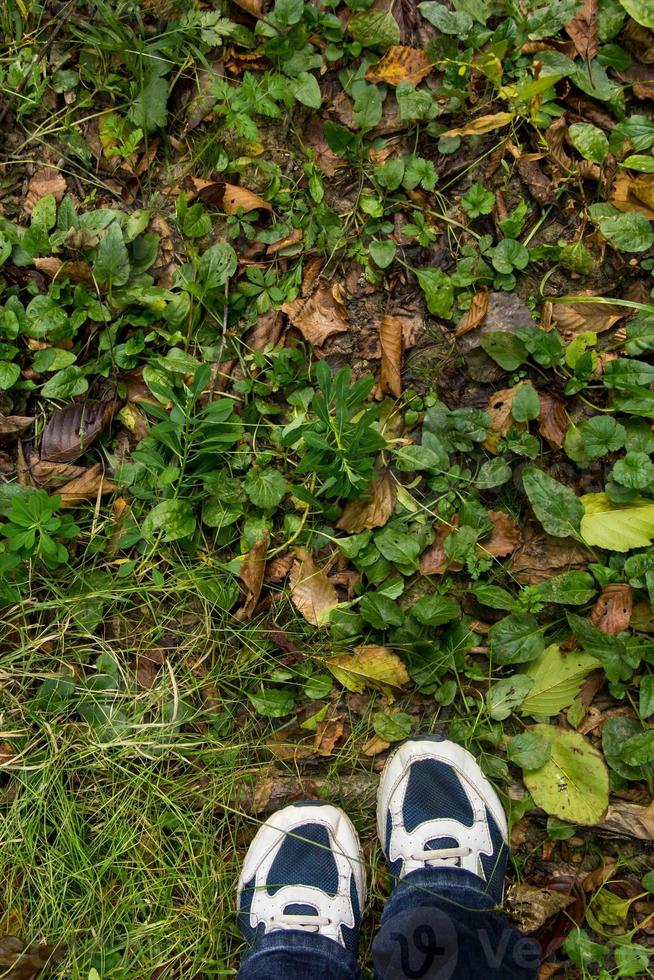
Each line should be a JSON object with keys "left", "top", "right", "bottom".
{"left": 633, "top": 80, "right": 654, "bottom": 100}
{"left": 523, "top": 726, "right": 609, "bottom": 825}
{"left": 314, "top": 715, "right": 345, "bottom": 757}
{"left": 33, "top": 257, "right": 95, "bottom": 287}
{"left": 58, "top": 463, "right": 118, "bottom": 507}
{"left": 539, "top": 964, "right": 563, "bottom": 979}
{"left": 337, "top": 470, "right": 397, "bottom": 533}
{"left": 243, "top": 310, "right": 284, "bottom": 353}
{"left": 377, "top": 313, "right": 404, "bottom": 397}
{"left": 588, "top": 583, "right": 632, "bottom": 635}
{"left": 0, "top": 936, "right": 66, "bottom": 980}
{"left": 419, "top": 517, "right": 460, "bottom": 575}
{"left": 231, "top": 0, "right": 262, "bottom": 15}
{"left": 40, "top": 400, "right": 119, "bottom": 463}
{"left": 222, "top": 183, "right": 272, "bottom": 215}
{"left": 265, "top": 552, "right": 295, "bottom": 582}
{"left": 362, "top": 734, "right": 391, "bottom": 756}
{"left": 24, "top": 167, "right": 66, "bottom": 216}
{"left": 597, "top": 799, "right": 654, "bottom": 840}
{"left": 538, "top": 394, "right": 567, "bottom": 449}
{"left": 236, "top": 532, "right": 269, "bottom": 620}
{"left": 325, "top": 645, "right": 409, "bottom": 698}
{"left": 507, "top": 883, "right": 575, "bottom": 933}
{"left": 282, "top": 286, "right": 349, "bottom": 346}
{"left": 611, "top": 172, "right": 654, "bottom": 220}
{"left": 455, "top": 288, "right": 489, "bottom": 337}
{"left": 444, "top": 112, "right": 514, "bottom": 137}
{"left": 509, "top": 525, "right": 591, "bottom": 584}
{"left": 565, "top": 0, "right": 598, "bottom": 59}
{"left": 267, "top": 228, "right": 303, "bottom": 255}
{"left": 482, "top": 510, "right": 521, "bottom": 558}
{"left": 545, "top": 116, "right": 573, "bottom": 172}
{"left": 366, "top": 46, "right": 432, "bottom": 86}
{"left": 582, "top": 857, "right": 618, "bottom": 893}
{"left": 224, "top": 47, "right": 270, "bottom": 75}
{"left": 289, "top": 548, "right": 340, "bottom": 626}
{"left": 482, "top": 385, "right": 523, "bottom": 454}
{"left": 533, "top": 875, "right": 586, "bottom": 958}
{"left": 515, "top": 153, "right": 555, "bottom": 205}
{"left": 0, "top": 416, "right": 34, "bottom": 440}
{"left": 26, "top": 453, "right": 87, "bottom": 487}
{"left": 551, "top": 298, "right": 627, "bottom": 340}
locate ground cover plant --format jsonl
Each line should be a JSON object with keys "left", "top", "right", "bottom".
{"left": 1, "top": 0, "right": 654, "bottom": 976}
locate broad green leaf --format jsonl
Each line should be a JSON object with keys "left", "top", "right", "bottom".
{"left": 580, "top": 493, "right": 654, "bottom": 551}
{"left": 640, "top": 674, "right": 654, "bottom": 719}
{"left": 348, "top": 10, "right": 401, "bottom": 48}
{"left": 142, "top": 499, "right": 196, "bottom": 542}
{"left": 589, "top": 205, "right": 654, "bottom": 253}
{"left": 201, "top": 497, "right": 242, "bottom": 529}
{"left": 582, "top": 416, "right": 626, "bottom": 457}
{"left": 569, "top": 123, "right": 609, "bottom": 164}
{"left": 373, "top": 710, "right": 414, "bottom": 742}
{"left": 522, "top": 467, "right": 584, "bottom": 539}
{"left": 480, "top": 333, "right": 528, "bottom": 370}
{"left": 511, "top": 382, "right": 540, "bottom": 422}
{"left": 611, "top": 451, "right": 654, "bottom": 489}
{"left": 520, "top": 644, "right": 599, "bottom": 718}
{"left": 489, "top": 613, "right": 545, "bottom": 665}
{"left": 0, "top": 230, "right": 11, "bottom": 266}
{"left": 472, "top": 583, "right": 519, "bottom": 612}
{"left": 523, "top": 726, "right": 609, "bottom": 825}
{"left": 290, "top": 71, "right": 322, "bottom": 108}
{"left": 418, "top": 2, "right": 473, "bottom": 35}
{"left": 536, "top": 571, "right": 596, "bottom": 605}
{"left": 41, "top": 366, "right": 88, "bottom": 399}
{"left": 563, "top": 929, "right": 608, "bottom": 970}
{"left": 353, "top": 83, "right": 384, "bottom": 131}
{"left": 604, "top": 357, "right": 654, "bottom": 389}
{"left": 325, "top": 644, "right": 409, "bottom": 698}
{"left": 375, "top": 526, "right": 422, "bottom": 564}
{"left": 411, "top": 594, "right": 460, "bottom": 626}
{"left": 360, "top": 593, "right": 404, "bottom": 629}
{"left": 507, "top": 731, "right": 552, "bottom": 769}
{"left": 621, "top": 730, "right": 654, "bottom": 765}
{"left": 244, "top": 468, "right": 286, "bottom": 509}
{"left": 128, "top": 69, "right": 168, "bottom": 132}
{"left": 248, "top": 688, "right": 295, "bottom": 717}
{"left": 93, "top": 223, "right": 130, "bottom": 288}
{"left": 486, "top": 675, "right": 534, "bottom": 721}
{"left": 413, "top": 268, "right": 454, "bottom": 318}
{"left": 0, "top": 362, "right": 21, "bottom": 390}
{"left": 567, "top": 612, "right": 637, "bottom": 683}
{"left": 491, "top": 238, "right": 529, "bottom": 274}
{"left": 621, "top": 153, "right": 654, "bottom": 172}
{"left": 198, "top": 242, "right": 238, "bottom": 290}
{"left": 603, "top": 716, "right": 654, "bottom": 783}
{"left": 614, "top": 943, "right": 651, "bottom": 977}
{"left": 369, "top": 239, "right": 397, "bottom": 268}
{"left": 618, "top": 0, "right": 654, "bottom": 29}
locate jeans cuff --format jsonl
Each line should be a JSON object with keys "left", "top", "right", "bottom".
{"left": 384, "top": 867, "right": 500, "bottom": 918}
{"left": 238, "top": 930, "right": 362, "bottom": 980}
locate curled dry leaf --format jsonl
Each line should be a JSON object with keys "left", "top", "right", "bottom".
{"left": 265, "top": 551, "right": 295, "bottom": 582}
{"left": 24, "top": 167, "right": 66, "bottom": 216}
{"left": 314, "top": 715, "right": 345, "bottom": 757}
{"left": 231, "top": 0, "right": 263, "bottom": 15}
{"left": 538, "top": 394, "right": 567, "bottom": 449}
{"left": 565, "top": 0, "right": 598, "bottom": 60}
{"left": 222, "top": 182, "right": 272, "bottom": 215}
{"left": 40, "top": 399, "right": 119, "bottom": 463}
{"left": 337, "top": 470, "right": 396, "bottom": 533}
{"left": 506, "top": 883, "right": 575, "bottom": 933}
{"left": 444, "top": 112, "right": 514, "bottom": 137}
{"left": 611, "top": 172, "right": 654, "bottom": 220}
{"left": 57, "top": 463, "right": 118, "bottom": 507}
{"left": 236, "top": 531, "right": 269, "bottom": 621}
{"left": 267, "top": 228, "right": 303, "bottom": 255}
{"left": 377, "top": 313, "right": 404, "bottom": 397}
{"left": 551, "top": 298, "right": 627, "bottom": 340}
{"left": 588, "top": 583, "right": 632, "bottom": 635}
{"left": 419, "top": 517, "right": 460, "bottom": 576}
{"left": 598, "top": 800, "right": 654, "bottom": 840}
{"left": 0, "top": 416, "right": 33, "bottom": 440}
{"left": 483, "top": 510, "right": 521, "bottom": 558}
{"left": 362, "top": 734, "right": 391, "bottom": 756}
{"left": 282, "top": 286, "right": 349, "bottom": 346}
{"left": 455, "top": 288, "right": 489, "bottom": 337}
{"left": 545, "top": 116, "right": 573, "bottom": 172}
{"left": 515, "top": 154, "right": 555, "bottom": 205}
{"left": 365, "top": 46, "right": 432, "bottom": 86}
{"left": 482, "top": 385, "right": 523, "bottom": 454}
{"left": 325, "top": 644, "right": 409, "bottom": 698}
{"left": 289, "top": 548, "right": 340, "bottom": 626}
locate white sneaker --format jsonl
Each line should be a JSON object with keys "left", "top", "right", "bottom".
{"left": 237, "top": 802, "right": 366, "bottom": 953}
{"left": 377, "top": 737, "right": 509, "bottom": 903}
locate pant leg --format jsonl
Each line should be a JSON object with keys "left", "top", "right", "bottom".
{"left": 371, "top": 868, "right": 540, "bottom": 980}
{"left": 238, "top": 930, "right": 363, "bottom": 980}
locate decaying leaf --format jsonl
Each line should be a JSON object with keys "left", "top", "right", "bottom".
{"left": 231, "top": 0, "right": 262, "bottom": 15}
{"left": 377, "top": 313, "right": 404, "bottom": 397}
{"left": 482, "top": 385, "right": 523, "bottom": 454}
{"left": 33, "top": 257, "right": 95, "bottom": 287}
{"left": 57, "top": 463, "right": 118, "bottom": 507}
{"left": 565, "top": 0, "right": 598, "bottom": 60}
{"left": 538, "top": 394, "right": 567, "bottom": 449}
{"left": 26, "top": 453, "right": 87, "bottom": 487}
{"left": 588, "top": 583, "right": 632, "bottom": 635}
{"left": 419, "top": 517, "right": 460, "bottom": 576}
{"left": 314, "top": 715, "right": 344, "bottom": 757}
{"left": 40, "top": 400, "right": 119, "bottom": 463}
{"left": 362, "top": 734, "right": 391, "bottom": 756}
{"left": 551, "top": 298, "right": 627, "bottom": 340}
{"left": 509, "top": 525, "right": 591, "bottom": 584}
{"left": 455, "top": 288, "right": 489, "bottom": 337}
{"left": 325, "top": 645, "right": 409, "bottom": 698}
{"left": 337, "top": 470, "right": 397, "bottom": 533}
{"left": 0, "top": 416, "right": 34, "bottom": 441}
{"left": 24, "top": 167, "right": 66, "bottom": 216}
{"left": 0, "top": 936, "right": 66, "bottom": 980}
{"left": 598, "top": 799, "right": 654, "bottom": 840}
{"left": 282, "top": 286, "right": 349, "bottom": 346}
{"left": 482, "top": 510, "right": 521, "bottom": 558}
{"left": 289, "top": 548, "right": 340, "bottom": 626}
{"left": 222, "top": 183, "right": 272, "bottom": 215}
{"left": 236, "top": 531, "right": 269, "bottom": 620}
{"left": 515, "top": 153, "right": 555, "bottom": 205}
{"left": 506, "top": 883, "right": 575, "bottom": 933}
{"left": 244, "top": 310, "right": 284, "bottom": 353}
{"left": 366, "top": 46, "right": 431, "bottom": 86}
{"left": 444, "top": 112, "right": 514, "bottom": 137}
{"left": 611, "top": 172, "right": 654, "bottom": 220}
{"left": 265, "top": 552, "right": 295, "bottom": 582}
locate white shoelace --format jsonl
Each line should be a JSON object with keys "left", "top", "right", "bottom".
{"left": 270, "top": 913, "right": 331, "bottom": 933}
{"left": 412, "top": 846, "right": 472, "bottom": 867}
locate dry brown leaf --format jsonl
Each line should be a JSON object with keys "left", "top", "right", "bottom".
{"left": 516, "top": 154, "right": 555, "bottom": 205}
{"left": 26, "top": 452, "right": 86, "bottom": 487}
{"left": 222, "top": 183, "right": 272, "bottom": 215}
{"left": 0, "top": 416, "right": 33, "bottom": 441}
{"left": 611, "top": 172, "right": 654, "bottom": 220}
{"left": 365, "top": 46, "right": 431, "bottom": 86}
{"left": 282, "top": 286, "right": 349, "bottom": 346}
{"left": 0, "top": 936, "right": 66, "bottom": 980}
{"left": 290, "top": 548, "right": 339, "bottom": 626}
{"left": 24, "top": 168, "right": 66, "bottom": 216}
{"left": 58, "top": 463, "right": 118, "bottom": 507}
{"left": 538, "top": 393, "right": 567, "bottom": 449}
{"left": 551, "top": 298, "right": 627, "bottom": 340}
{"left": 325, "top": 644, "right": 409, "bottom": 698}
{"left": 482, "top": 385, "right": 523, "bottom": 454}
{"left": 236, "top": 531, "right": 269, "bottom": 621}
{"left": 633, "top": 80, "right": 654, "bottom": 100}
{"left": 539, "top": 964, "right": 563, "bottom": 979}
{"left": 337, "top": 470, "right": 396, "bottom": 533}
{"left": 509, "top": 526, "right": 591, "bottom": 584}
{"left": 545, "top": 116, "right": 573, "bottom": 171}
{"left": 419, "top": 517, "right": 460, "bottom": 576}
{"left": 378, "top": 313, "right": 404, "bottom": 397}
{"left": 565, "top": 0, "right": 598, "bottom": 59}
{"left": 40, "top": 400, "right": 119, "bottom": 463}
{"left": 362, "top": 734, "right": 391, "bottom": 756}
{"left": 314, "top": 715, "right": 345, "bottom": 757}
{"left": 244, "top": 310, "right": 284, "bottom": 353}
{"left": 265, "top": 552, "right": 295, "bottom": 582}
{"left": 231, "top": 0, "right": 263, "bottom": 15}
{"left": 482, "top": 510, "right": 521, "bottom": 558}
{"left": 34, "top": 257, "right": 95, "bottom": 287}
{"left": 582, "top": 857, "right": 618, "bottom": 893}
{"left": 267, "top": 228, "right": 303, "bottom": 255}
{"left": 455, "top": 288, "right": 489, "bottom": 337}
{"left": 598, "top": 800, "right": 654, "bottom": 840}
{"left": 444, "top": 112, "right": 514, "bottom": 137}
{"left": 507, "top": 883, "right": 575, "bottom": 933}
{"left": 588, "top": 583, "right": 633, "bottom": 635}
{"left": 117, "top": 403, "right": 150, "bottom": 441}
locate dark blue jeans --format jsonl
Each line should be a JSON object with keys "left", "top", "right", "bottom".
{"left": 238, "top": 867, "right": 540, "bottom": 980}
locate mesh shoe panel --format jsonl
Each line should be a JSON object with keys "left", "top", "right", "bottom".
{"left": 403, "top": 759, "right": 474, "bottom": 833}
{"left": 267, "top": 825, "right": 338, "bottom": 897}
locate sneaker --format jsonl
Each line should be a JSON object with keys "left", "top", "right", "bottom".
{"left": 237, "top": 802, "right": 366, "bottom": 953}
{"left": 377, "top": 737, "right": 509, "bottom": 903}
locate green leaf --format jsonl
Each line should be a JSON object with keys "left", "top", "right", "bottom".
{"left": 614, "top": 943, "right": 651, "bottom": 977}
{"left": 535, "top": 571, "right": 596, "bottom": 605}
{"left": 618, "top": 0, "right": 654, "bottom": 29}
{"left": 486, "top": 675, "right": 534, "bottom": 721}
{"left": 511, "top": 383, "right": 540, "bottom": 422}
{"left": 475, "top": 458, "right": 512, "bottom": 489}
{"left": 360, "top": 593, "right": 404, "bottom": 629}
{"left": 128, "top": 69, "right": 168, "bottom": 132}
{"left": 372, "top": 710, "right": 414, "bottom": 742}
{"left": 567, "top": 612, "right": 636, "bottom": 684}
{"left": 244, "top": 468, "right": 286, "bottom": 509}
{"left": 248, "top": 688, "right": 295, "bottom": 718}
{"left": 489, "top": 613, "right": 545, "bottom": 665}
{"left": 568, "top": 122, "right": 609, "bottom": 164}
{"left": 461, "top": 183, "right": 495, "bottom": 218}
{"left": 589, "top": 205, "right": 654, "bottom": 253}
{"left": 472, "top": 583, "right": 519, "bottom": 612}
{"left": 41, "top": 366, "right": 88, "bottom": 399}
{"left": 348, "top": 10, "right": 401, "bottom": 48}
{"left": 520, "top": 643, "right": 599, "bottom": 718}
{"left": 603, "top": 356, "right": 654, "bottom": 389}
{"left": 522, "top": 467, "right": 584, "bottom": 539}
{"left": 418, "top": 2, "right": 473, "bottom": 35}
{"left": 197, "top": 241, "right": 238, "bottom": 290}
{"left": 625, "top": 311, "right": 654, "bottom": 355}
{"left": 522, "top": 725, "right": 609, "bottom": 825}
{"left": 507, "top": 731, "right": 552, "bottom": 770}
{"left": 141, "top": 499, "right": 196, "bottom": 542}
{"left": 31, "top": 193, "right": 58, "bottom": 230}
{"left": 480, "top": 333, "right": 528, "bottom": 370}
{"left": 491, "top": 239, "right": 529, "bottom": 274}
{"left": 411, "top": 594, "right": 460, "bottom": 627}
{"left": 621, "top": 730, "right": 654, "bottom": 765}
{"left": 32, "top": 348, "right": 77, "bottom": 373}
{"left": 413, "top": 268, "right": 454, "bottom": 318}
{"left": 353, "top": 83, "right": 384, "bottom": 131}
{"left": 640, "top": 674, "right": 654, "bottom": 719}
{"left": 201, "top": 497, "right": 243, "bottom": 529}
{"left": 621, "top": 153, "right": 654, "bottom": 172}
{"left": 290, "top": 71, "right": 322, "bottom": 108}
{"left": 324, "top": 121, "right": 356, "bottom": 155}
{"left": 563, "top": 929, "right": 608, "bottom": 970}
{"left": 603, "top": 715, "right": 654, "bottom": 782}
{"left": 0, "top": 362, "right": 21, "bottom": 390}
{"left": 375, "top": 525, "right": 421, "bottom": 565}
{"left": 93, "top": 223, "right": 130, "bottom": 288}
{"left": 580, "top": 493, "right": 654, "bottom": 551}
{"left": 611, "top": 451, "right": 654, "bottom": 489}
{"left": 582, "top": 416, "right": 626, "bottom": 457}
{"left": 369, "top": 239, "right": 397, "bottom": 268}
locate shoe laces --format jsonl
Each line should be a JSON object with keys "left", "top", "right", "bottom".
{"left": 270, "top": 913, "right": 331, "bottom": 933}
{"left": 412, "top": 845, "right": 472, "bottom": 867}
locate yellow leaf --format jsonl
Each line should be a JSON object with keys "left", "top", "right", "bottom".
{"left": 366, "top": 46, "right": 432, "bottom": 87}
{"left": 324, "top": 645, "right": 409, "bottom": 699}
{"left": 289, "top": 548, "right": 340, "bottom": 626}
{"left": 443, "top": 112, "right": 514, "bottom": 138}
{"left": 580, "top": 493, "right": 654, "bottom": 552}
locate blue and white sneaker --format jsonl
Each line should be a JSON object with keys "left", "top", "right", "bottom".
{"left": 237, "top": 803, "right": 366, "bottom": 954}
{"left": 377, "top": 738, "right": 509, "bottom": 903}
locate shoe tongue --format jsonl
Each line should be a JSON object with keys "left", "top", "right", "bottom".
{"left": 283, "top": 903, "right": 318, "bottom": 917}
